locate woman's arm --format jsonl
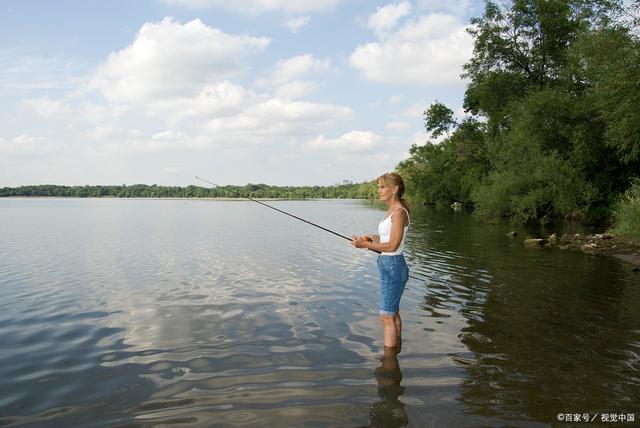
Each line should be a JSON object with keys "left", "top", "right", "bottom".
{"left": 353, "top": 211, "right": 407, "bottom": 252}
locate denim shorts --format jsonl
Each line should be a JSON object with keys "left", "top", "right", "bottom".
{"left": 377, "top": 254, "right": 409, "bottom": 316}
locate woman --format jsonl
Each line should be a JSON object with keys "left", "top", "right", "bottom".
{"left": 352, "top": 172, "right": 410, "bottom": 349}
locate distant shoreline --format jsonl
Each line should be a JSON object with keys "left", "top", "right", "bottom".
{"left": 0, "top": 183, "right": 375, "bottom": 200}
{"left": 0, "top": 196, "right": 357, "bottom": 201}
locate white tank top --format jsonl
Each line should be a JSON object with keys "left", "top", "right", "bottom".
{"left": 378, "top": 206, "right": 410, "bottom": 256}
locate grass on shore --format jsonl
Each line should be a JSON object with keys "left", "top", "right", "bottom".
{"left": 612, "top": 179, "right": 640, "bottom": 243}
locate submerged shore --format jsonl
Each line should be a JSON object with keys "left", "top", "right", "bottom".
{"left": 523, "top": 233, "right": 640, "bottom": 268}
{"left": 559, "top": 233, "right": 640, "bottom": 268}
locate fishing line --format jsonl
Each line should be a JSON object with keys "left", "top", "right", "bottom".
{"left": 195, "top": 176, "right": 381, "bottom": 254}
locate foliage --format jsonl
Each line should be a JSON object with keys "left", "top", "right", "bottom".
{"left": 0, "top": 182, "right": 378, "bottom": 200}
{"left": 424, "top": 101, "right": 458, "bottom": 138}
{"left": 400, "top": 0, "right": 639, "bottom": 225}
{"left": 471, "top": 150, "right": 597, "bottom": 223}
{"left": 611, "top": 179, "right": 640, "bottom": 241}
{"left": 571, "top": 27, "right": 640, "bottom": 164}
{"left": 399, "top": 117, "right": 490, "bottom": 206}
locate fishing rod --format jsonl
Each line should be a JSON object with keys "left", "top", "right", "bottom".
{"left": 195, "top": 176, "right": 381, "bottom": 254}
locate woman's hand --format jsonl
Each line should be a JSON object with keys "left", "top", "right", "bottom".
{"left": 351, "top": 235, "right": 370, "bottom": 249}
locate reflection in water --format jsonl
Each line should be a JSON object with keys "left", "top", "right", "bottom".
{"left": 406, "top": 206, "right": 640, "bottom": 425}
{"left": 365, "top": 345, "right": 408, "bottom": 428}
{"left": 456, "top": 254, "right": 640, "bottom": 421}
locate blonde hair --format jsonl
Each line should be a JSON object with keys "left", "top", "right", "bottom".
{"left": 377, "top": 172, "right": 409, "bottom": 212}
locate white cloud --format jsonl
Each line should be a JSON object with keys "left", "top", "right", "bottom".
{"left": 131, "top": 130, "right": 195, "bottom": 152}
{"left": 261, "top": 54, "right": 330, "bottom": 86}
{"left": 163, "top": 166, "right": 184, "bottom": 174}
{"left": 410, "top": 130, "right": 429, "bottom": 146}
{"left": 350, "top": 13, "right": 473, "bottom": 84}
{"left": 386, "top": 121, "right": 410, "bottom": 130}
{"left": 255, "top": 53, "right": 330, "bottom": 99}
{"left": 146, "top": 81, "right": 264, "bottom": 122}
{"left": 273, "top": 80, "right": 319, "bottom": 99}
{"left": 389, "top": 94, "right": 405, "bottom": 104}
{"left": 78, "top": 103, "right": 130, "bottom": 125}
{"left": 22, "top": 97, "right": 73, "bottom": 119}
{"left": 81, "top": 126, "right": 142, "bottom": 142}
{"left": 161, "top": 0, "right": 341, "bottom": 14}
{"left": 367, "top": 1, "right": 412, "bottom": 37}
{"left": 101, "top": 130, "right": 204, "bottom": 154}
{"left": 285, "top": 16, "right": 311, "bottom": 33}
{"left": 455, "top": 106, "right": 471, "bottom": 121}
{"left": 304, "top": 130, "right": 382, "bottom": 152}
{"left": 0, "top": 51, "right": 85, "bottom": 91}
{"left": 152, "top": 130, "right": 185, "bottom": 142}
{"left": 24, "top": 98, "right": 130, "bottom": 128}
{"left": 89, "top": 17, "right": 270, "bottom": 103}
{"left": 403, "top": 99, "right": 431, "bottom": 118}
{"left": 8, "top": 17, "right": 355, "bottom": 164}
{"left": 416, "top": 0, "right": 475, "bottom": 16}
{"left": 203, "top": 99, "right": 353, "bottom": 141}
{"left": 92, "top": 96, "right": 353, "bottom": 153}
{"left": 0, "top": 134, "right": 56, "bottom": 156}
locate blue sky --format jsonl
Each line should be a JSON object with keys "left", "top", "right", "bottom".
{"left": 1, "top": 0, "right": 484, "bottom": 186}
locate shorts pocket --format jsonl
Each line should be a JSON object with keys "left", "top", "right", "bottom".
{"left": 379, "top": 256, "right": 396, "bottom": 270}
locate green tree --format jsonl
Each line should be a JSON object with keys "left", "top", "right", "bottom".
{"left": 400, "top": 0, "right": 637, "bottom": 224}
{"left": 573, "top": 27, "right": 640, "bottom": 164}
{"left": 463, "top": 0, "right": 620, "bottom": 128}
{"left": 424, "top": 101, "right": 457, "bottom": 138}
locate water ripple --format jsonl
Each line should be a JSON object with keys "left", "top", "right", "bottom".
{"left": 1, "top": 199, "right": 639, "bottom": 427}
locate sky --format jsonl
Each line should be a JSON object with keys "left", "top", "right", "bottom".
{"left": 0, "top": 0, "right": 485, "bottom": 187}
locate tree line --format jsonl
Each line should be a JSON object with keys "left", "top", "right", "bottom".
{"left": 398, "top": 0, "right": 639, "bottom": 228}
{"left": 0, "top": 182, "right": 377, "bottom": 200}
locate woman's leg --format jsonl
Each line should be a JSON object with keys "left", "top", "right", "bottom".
{"left": 394, "top": 312, "right": 402, "bottom": 339}
{"left": 380, "top": 315, "right": 398, "bottom": 348}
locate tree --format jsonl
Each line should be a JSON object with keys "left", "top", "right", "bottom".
{"left": 463, "top": 0, "right": 621, "bottom": 127}
{"left": 573, "top": 27, "right": 640, "bottom": 164}
{"left": 424, "top": 102, "right": 457, "bottom": 138}
{"left": 400, "top": 0, "right": 637, "bottom": 224}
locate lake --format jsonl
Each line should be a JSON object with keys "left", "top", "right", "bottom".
{"left": 1, "top": 198, "right": 639, "bottom": 427}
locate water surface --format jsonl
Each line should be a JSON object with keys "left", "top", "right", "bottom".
{"left": 1, "top": 198, "right": 638, "bottom": 427}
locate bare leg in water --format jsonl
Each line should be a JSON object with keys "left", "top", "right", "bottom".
{"left": 380, "top": 311, "right": 403, "bottom": 350}
{"left": 395, "top": 312, "right": 402, "bottom": 353}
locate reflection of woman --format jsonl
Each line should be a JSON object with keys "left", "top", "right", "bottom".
{"left": 367, "top": 346, "right": 407, "bottom": 427}
{"left": 352, "top": 172, "right": 410, "bottom": 349}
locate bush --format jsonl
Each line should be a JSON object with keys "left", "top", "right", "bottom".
{"left": 471, "top": 151, "right": 597, "bottom": 224}
{"left": 612, "top": 179, "right": 640, "bottom": 242}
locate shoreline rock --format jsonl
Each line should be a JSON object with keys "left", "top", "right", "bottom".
{"left": 554, "top": 233, "right": 639, "bottom": 267}
{"left": 524, "top": 238, "right": 546, "bottom": 247}
{"left": 520, "top": 232, "right": 640, "bottom": 267}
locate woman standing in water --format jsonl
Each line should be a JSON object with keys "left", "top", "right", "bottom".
{"left": 352, "top": 172, "right": 410, "bottom": 349}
